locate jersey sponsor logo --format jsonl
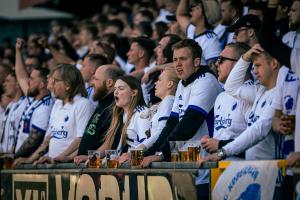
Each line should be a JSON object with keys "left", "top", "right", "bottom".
{"left": 214, "top": 114, "right": 233, "bottom": 130}
{"left": 51, "top": 126, "right": 68, "bottom": 139}
{"left": 284, "top": 95, "right": 294, "bottom": 111}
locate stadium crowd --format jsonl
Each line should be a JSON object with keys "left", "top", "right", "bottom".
{"left": 0, "top": 0, "right": 299, "bottom": 199}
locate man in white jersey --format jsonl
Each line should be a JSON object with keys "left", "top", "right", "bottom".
{"left": 204, "top": 43, "right": 287, "bottom": 161}
{"left": 14, "top": 64, "right": 93, "bottom": 166}
{"left": 214, "top": 0, "right": 244, "bottom": 49}
{"left": 14, "top": 38, "right": 54, "bottom": 158}
{"left": 143, "top": 39, "right": 222, "bottom": 200}
{"left": 176, "top": 0, "right": 221, "bottom": 68}
{"left": 282, "top": 0, "right": 300, "bottom": 50}
{"left": 201, "top": 43, "right": 252, "bottom": 159}
{"left": 0, "top": 71, "right": 26, "bottom": 153}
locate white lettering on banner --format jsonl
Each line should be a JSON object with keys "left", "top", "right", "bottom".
{"left": 99, "top": 175, "right": 120, "bottom": 200}
{"left": 13, "top": 174, "right": 48, "bottom": 200}
{"left": 76, "top": 174, "right": 96, "bottom": 200}
{"left": 213, "top": 161, "right": 278, "bottom": 200}
{"left": 12, "top": 173, "right": 174, "bottom": 199}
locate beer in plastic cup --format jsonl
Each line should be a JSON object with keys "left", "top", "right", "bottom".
{"left": 130, "top": 149, "right": 144, "bottom": 168}
{"left": 88, "top": 150, "right": 101, "bottom": 168}
{"left": 105, "top": 150, "right": 119, "bottom": 168}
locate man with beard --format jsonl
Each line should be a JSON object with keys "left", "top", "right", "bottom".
{"left": 74, "top": 65, "right": 124, "bottom": 164}
{"left": 0, "top": 70, "right": 26, "bottom": 153}
{"left": 214, "top": 0, "right": 244, "bottom": 49}
{"left": 14, "top": 38, "right": 54, "bottom": 158}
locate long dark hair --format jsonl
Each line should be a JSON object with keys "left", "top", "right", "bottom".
{"left": 103, "top": 76, "right": 146, "bottom": 147}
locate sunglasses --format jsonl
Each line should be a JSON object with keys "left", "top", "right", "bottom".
{"left": 216, "top": 56, "right": 238, "bottom": 64}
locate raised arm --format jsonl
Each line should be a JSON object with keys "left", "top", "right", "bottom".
{"left": 15, "top": 38, "right": 29, "bottom": 95}
{"left": 224, "top": 45, "right": 264, "bottom": 103}
{"left": 176, "top": 0, "right": 191, "bottom": 33}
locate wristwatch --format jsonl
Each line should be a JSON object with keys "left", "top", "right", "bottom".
{"left": 155, "top": 152, "right": 164, "bottom": 160}
{"left": 216, "top": 148, "right": 227, "bottom": 160}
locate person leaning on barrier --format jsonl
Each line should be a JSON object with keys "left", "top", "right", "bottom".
{"left": 200, "top": 43, "right": 251, "bottom": 159}
{"left": 14, "top": 64, "right": 94, "bottom": 166}
{"left": 93, "top": 76, "right": 150, "bottom": 160}
{"left": 142, "top": 39, "right": 222, "bottom": 200}
{"left": 203, "top": 41, "right": 291, "bottom": 162}
{"left": 73, "top": 65, "right": 124, "bottom": 165}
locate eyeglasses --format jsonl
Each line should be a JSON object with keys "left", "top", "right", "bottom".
{"left": 216, "top": 56, "right": 238, "bottom": 64}
{"left": 234, "top": 28, "right": 249, "bottom": 35}
{"left": 52, "top": 77, "right": 64, "bottom": 84}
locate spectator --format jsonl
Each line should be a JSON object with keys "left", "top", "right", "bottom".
{"left": 143, "top": 39, "right": 222, "bottom": 200}
{"left": 14, "top": 64, "right": 94, "bottom": 165}
{"left": 96, "top": 76, "right": 150, "bottom": 157}
{"left": 214, "top": 0, "right": 244, "bottom": 48}
{"left": 14, "top": 38, "right": 54, "bottom": 158}
{"left": 200, "top": 43, "right": 252, "bottom": 159}
{"left": 0, "top": 71, "right": 26, "bottom": 153}
{"left": 176, "top": 0, "right": 221, "bottom": 68}
{"left": 74, "top": 65, "right": 124, "bottom": 164}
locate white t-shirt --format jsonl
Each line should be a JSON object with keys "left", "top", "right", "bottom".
{"left": 0, "top": 97, "right": 27, "bottom": 153}
{"left": 223, "top": 58, "right": 278, "bottom": 160}
{"left": 186, "top": 24, "right": 221, "bottom": 65}
{"left": 47, "top": 95, "right": 93, "bottom": 158}
{"left": 119, "top": 105, "right": 151, "bottom": 151}
{"left": 282, "top": 31, "right": 300, "bottom": 49}
{"left": 213, "top": 90, "right": 252, "bottom": 141}
{"left": 143, "top": 96, "right": 175, "bottom": 149}
{"left": 15, "top": 95, "right": 54, "bottom": 152}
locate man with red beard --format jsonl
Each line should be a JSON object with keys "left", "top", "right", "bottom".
{"left": 74, "top": 65, "right": 124, "bottom": 164}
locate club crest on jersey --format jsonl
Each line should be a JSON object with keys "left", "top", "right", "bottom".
{"left": 247, "top": 112, "right": 259, "bottom": 126}
{"left": 284, "top": 95, "right": 293, "bottom": 111}
{"left": 64, "top": 116, "right": 69, "bottom": 122}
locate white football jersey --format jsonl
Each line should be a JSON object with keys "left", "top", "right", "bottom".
{"left": 47, "top": 95, "right": 93, "bottom": 158}
{"left": 119, "top": 105, "right": 151, "bottom": 151}
{"left": 143, "top": 95, "right": 175, "bottom": 149}
{"left": 213, "top": 91, "right": 252, "bottom": 141}
{"left": 223, "top": 58, "right": 277, "bottom": 160}
{"left": 295, "top": 90, "right": 300, "bottom": 152}
{"left": 282, "top": 31, "right": 300, "bottom": 49}
{"left": 15, "top": 95, "right": 54, "bottom": 152}
{"left": 0, "top": 97, "right": 27, "bottom": 153}
{"left": 272, "top": 66, "right": 300, "bottom": 156}
{"left": 186, "top": 24, "right": 221, "bottom": 65}
{"left": 171, "top": 70, "right": 222, "bottom": 185}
